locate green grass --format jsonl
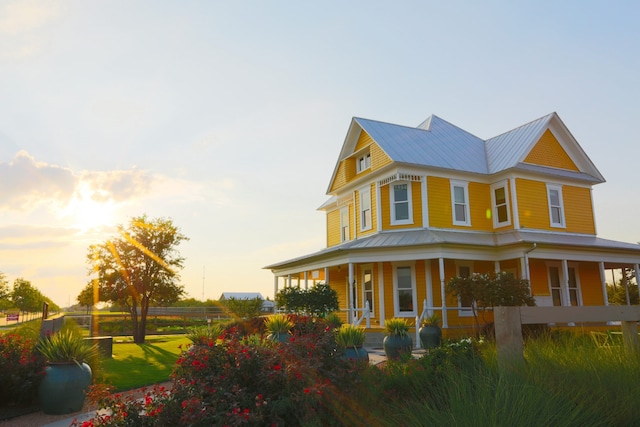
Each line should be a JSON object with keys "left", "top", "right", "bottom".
{"left": 98, "top": 335, "right": 191, "bottom": 391}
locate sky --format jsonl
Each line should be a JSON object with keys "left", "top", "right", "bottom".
{"left": 1, "top": 1, "right": 639, "bottom": 307}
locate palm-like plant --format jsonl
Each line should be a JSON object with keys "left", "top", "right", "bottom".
{"left": 37, "top": 329, "right": 98, "bottom": 366}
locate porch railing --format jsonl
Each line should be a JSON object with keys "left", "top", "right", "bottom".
{"left": 353, "top": 301, "right": 371, "bottom": 328}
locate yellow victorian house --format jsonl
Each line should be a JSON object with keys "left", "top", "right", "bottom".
{"left": 265, "top": 112, "right": 640, "bottom": 335}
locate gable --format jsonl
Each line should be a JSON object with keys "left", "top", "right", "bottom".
{"left": 523, "top": 129, "right": 579, "bottom": 171}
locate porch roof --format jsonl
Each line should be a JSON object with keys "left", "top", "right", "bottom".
{"left": 264, "top": 229, "right": 640, "bottom": 271}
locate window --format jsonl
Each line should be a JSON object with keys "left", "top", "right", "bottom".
{"left": 491, "top": 181, "right": 511, "bottom": 227}
{"left": 451, "top": 181, "right": 470, "bottom": 226}
{"left": 340, "top": 207, "right": 350, "bottom": 242}
{"left": 547, "top": 184, "right": 565, "bottom": 227}
{"left": 360, "top": 187, "right": 372, "bottom": 231}
{"left": 394, "top": 264, "right": 416, "bottom": 316}
{"left": 391, "top": 182, "right": 413, "bottom": 225}
{"left": 362, "top": 268, "right": 374, "bottom": 315}
{"left": 357, "top": 152, "right": 371, "bottom": 173}
{"left": 548, "top": 264, "right": 581, "bottom": 306}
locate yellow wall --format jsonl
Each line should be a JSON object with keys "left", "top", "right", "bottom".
{"left": 427, "top": 176, "right": 451, "bottom": 228}
{"left": 326, "top": 209, "right": 341, "bottom": 247}
{"left": 524, "top": 129, "right": 579, "bottom": 171}
{"left": 379, "top": 181, "right": 423, "bottom": 229}
{"left": 564, "top": 186, "right": 596, "bottom": 234}
{"left": 329, "top": 134, "right": 391, "bottom": 193}
{"left": 579, "top": 263, "right": 605, "bottom": 305}
{"left": 354, "top": 130, "right": 374, "bottom": 152}
{"left": 468, "top": 182, "right": 493, "bottom": 231}
{"left": 370, "top": 142, "right": 392, "bottom": 170}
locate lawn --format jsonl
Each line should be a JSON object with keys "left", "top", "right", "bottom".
{"left": 98, "top": 335, "right": 191, "bottom": 391}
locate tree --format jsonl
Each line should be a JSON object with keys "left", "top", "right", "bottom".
{"left": 87, "top": 215, "right": 188, "bottom": 343}
{"left": 446, "top": 272, "right": 535, "bottom": 333}
{"left": 220, "top": 297, "right": 264, "bottom": 320}
{"left": 77, "top": 283, "right": 96, "bottom": 314}
{"left": 607, "top": 268, "right": 639, "bottom": 305}
{"left": 275, "top": 283, "right": 338, "bottom": 316}
{"left": 0, "top": 272, "right": 10, "bottom": 310}
{"left": 11, "top": 278, "right": 43, "bottom": 313}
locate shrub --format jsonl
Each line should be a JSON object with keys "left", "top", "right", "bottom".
{"left": 0, "top": 333, "right": 46, "bottom": 406}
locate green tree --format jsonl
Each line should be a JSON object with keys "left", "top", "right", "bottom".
{"left": 11, "top": 278, "right": 44, "bottom": 313}
{"left": 607, "top": 269, "right": 639, "bottom": 305}
{"left": 87, "top": 215, "right": 188, "bottom": 343}
{"left": 276, "top": 282, "right": 338, "bottom": 316}
{"left": 220, "top": 297, "right": 264, "bottom": 320}
{"left": 77, "top": 283, "right": 96, "bottom": 314}
{"left": 0, "top": 272, "right": 10, "bottom": 310}
{"left": 446, "top": 272, "right": 535, "bottom": 332}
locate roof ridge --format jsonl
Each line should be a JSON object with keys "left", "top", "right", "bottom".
{"left": 484, "top": 112, "right": 556, "bottom": 142}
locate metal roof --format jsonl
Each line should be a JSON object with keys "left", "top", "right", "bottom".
{"left": 264, "top": 229, "right": 640, "bottom": 270}
{"left": 354, "top": 116, "right": 488, "bottom": 174}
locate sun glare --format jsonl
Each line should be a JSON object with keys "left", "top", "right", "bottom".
{"left": 62, "top": 183, "right": 118, "bottom": 232}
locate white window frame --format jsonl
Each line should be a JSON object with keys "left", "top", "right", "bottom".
{"left": 361, "top": 266, "right": 374, "bottom": 316}
{"left": 490, "top": 181, "right": 511, "bottom": 227}
{"left": 547, "top": 262, "right": 582, "bottom": 306}
{"left": 451, "top": 180, "right": 471, "bottom": 226}
{"left": 359, "top": 186, "right": 372, "bottom": 232}
{"left": 356, "top": 152, "right": 371, "bottom": 173}
{"left": 546, "top": 184, "right": 566, "bottom": 228}
{"left": 390, "top": 181, "right": 413, "bottom": 225}
{"left": 392, "top": 262, "right": 417, "bottom": 317}
{"left": 456, "top": 262, "right": 474, "bottom": 316}
{"left": 340, "top": 207, "right": 350, "bottom": 242}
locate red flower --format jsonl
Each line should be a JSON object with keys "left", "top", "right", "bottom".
{"left": 273, "top": 364, "right": 281, "bottom": 371}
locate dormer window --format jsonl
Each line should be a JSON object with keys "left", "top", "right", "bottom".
{"left": 547, "top": 184, "right": 565, "bottom": 228}
{"left": 357, "top": 152, "right": 371, "bottom": 173}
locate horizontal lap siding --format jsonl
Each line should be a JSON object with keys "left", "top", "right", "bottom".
{"left": 580, "top": 263, "right": 604, "bottom": 305}
{"left": 563, "top": 186, "right": 596, "bottom": 234}
{"left": 370, "top": 142, "right": 392, "bottom": 170}
{"left": 516, "top": 179, "right": 550, "bottom": 230}
{"left": 326, "top": 209, "right": 341, "bottom": 247}
{"left": 469, "top": 182, "right": 493, "bottom": 231}
{"left": 427, "top": 176, "right": 451, "bottom": 228}
{"left": 524, "top": 129, "right": 579, "bottom": 171}
{"left": 529, "top": 259, "right": 550, "bottom": 297}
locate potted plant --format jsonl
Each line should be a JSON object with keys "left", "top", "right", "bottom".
{"left": 186, "top": 323, "right": 225, "bottom": 347}
{"left": 37, "top": 328, "right": 99, "bottom": 415}
{"left": 335, "top": 324, "right": 369, "bottom": 362}
{"left": 419, "top": 313, "right": 442, "bottom": 349}
{"left": 264, "top": 314, "right": 294, "bottom": 343}
{"left": 383, "top": 318, "right": 413, "bottom": 360}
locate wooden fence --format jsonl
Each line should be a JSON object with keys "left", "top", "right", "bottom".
{"left": 494, "top": 306, "right": 640, "bottom": 369}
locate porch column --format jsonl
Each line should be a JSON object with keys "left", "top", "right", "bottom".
{"left": 494, "top": 261, "right": 501, "bottom": 273}
{"left": 287, "top": 275, "right": 291, "bottom": 288}
{"left": 378, "top": 263, "right": 385, "bottom": 326}
{"left": 348, "top": 262, "right": 355, "bottom": 325}
{"left": 599, "top": 262, "right": 609, "bottom": 306}
{"left": 273, "top": 275, "right": 279, "bottom": 308}
{"left": 324, "top": 267, "right": 330, "bottom": 285}
{"left": 425, "top": 259, "right": 433, "bottom": 317}
{"left": 561, "top": 259, "right": 571, "bottom": 306}
{"left": 304, "top": 271, "right": 308, "bottom": 290}
{"left": 439, "top": 257, "right": 448, "bottom": 328}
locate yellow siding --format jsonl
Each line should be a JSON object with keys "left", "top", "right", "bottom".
{"left": 516, "top": 178, "right": 551, "bottom": 230}
{"left": 356, "top": 184, "right": 377, "bottom": 237}
{"left": 382, "top": 262, "right": 394, "bottom": 318}
{"left": 579, "top": 263, "right": 605, "bottom": 305}
{"left": 524, "top": 129, "right": 579, "bottom": 171}
{"left": 415, "top": 260, "right": 426, "bottom": 308}
{"left": 529, "top": 259, "right": 550, "bottom": 297}
{"left": 468, "top": 182, "right": 493, "bottom": 231}
{"left": 326, "top": 209, "right": 341, "bottom": 247}
{"left": 370, "top": 142, "right": 392, "bottom": 170}
{"left": 563, "top": 186, "right": 596, "bottom": 234}
{"left": 354, "top": 130, "right": 374, "bottom": 152}
{"left": 427, "top": 176, "right": 451, "bottom": 228}
{"left": 329, "top": 158, "right": 356, "bottom": 192}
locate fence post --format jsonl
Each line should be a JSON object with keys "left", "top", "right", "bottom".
{"left": 494, "top": 306, "right": 525, "bottom": 370}
{"left": 621, "top": 320, "right": 639, "bottom": 352}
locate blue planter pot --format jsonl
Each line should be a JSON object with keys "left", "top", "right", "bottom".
{"left": 267, "top": 332, "right": 290, "bottom": 343}
{"left": 38, "top": 362, "right": 92, "bottom": 415}
{"left": 419, "top": 326, "right": 442, "bottom": 349}
{"left": 383, "top": 334, "right": 413, "bottom": 360}
{"left": 342, "top": 346, "right": 369, "bottom": 363}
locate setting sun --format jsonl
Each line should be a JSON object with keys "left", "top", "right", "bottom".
{"left": 61, "top": 182, "right": 118, "bottom": 232}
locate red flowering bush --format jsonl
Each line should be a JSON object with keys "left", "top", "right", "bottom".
{"left": 81, "top": 320, "right": 367, "bottom": 426}
{"left": 0, "top": 333, "right": 47, "bottom": 406}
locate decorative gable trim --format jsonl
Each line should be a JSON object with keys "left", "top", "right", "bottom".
{"left": 379, "top": 173, "right": 422, "bottom": 187}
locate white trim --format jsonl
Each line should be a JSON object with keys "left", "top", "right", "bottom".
{"left": 455, "top": 261, "right": 474, "bottom": 316}
{"left": 356, "top": 151, "right": 371, "bottom": 174}
{"left": 546, "top": 261, "right": 582, "bottom": 306}
{"left": 390, "top": 181, "right": 414, "bottom": 225}
{"left": 340, "top": 206, "right": 350, "bottom": 242}
{"left": 378, "top": 263, "right": 385, "bottom": 326}
{"left": 546, "top": 184, "right": 566, "bottom": 228}
{"left": 361, "top": 265, "right": 374, "bottom": 317}
{"left": 421, "top": 176, "right": 429, "bottom": 228}
{"left": 376, "top": 181, "right": 382, "bottom": 231}
{"left": 392, "top": 262, "right": 417, "bottom": 317}
{"left": 490, "top": 180, "right": 511, "bottom": 228}
{"left": 510, "top": 178, "right": 520, "bottom": 229}
{"left": 359, "top": 185, "right": 372, "bottom": 232}
{"left": 451, "top": 180, "right": 471, "bottom": 226}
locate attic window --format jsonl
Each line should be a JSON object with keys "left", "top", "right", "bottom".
{"left": 357, "top": 152, "right": 371, "bottom": 173}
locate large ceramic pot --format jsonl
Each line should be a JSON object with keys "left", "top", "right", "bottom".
{"left": 38, "top": 362, "right": 92, "bottom": 415}
{"left": 383, "top": 334, "right": 413, "bottom": 360}
{"left": 342, "top": 346, "right": 369, "bottom": 363}
{"left": 419, "top": 326, "right": 442, "bottom": 350}
{"left": 267, "top": 332, "right": 290, "bottom": 343}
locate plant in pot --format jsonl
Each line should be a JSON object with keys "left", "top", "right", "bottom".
{"left": 264, "top": 313, "right": 294, "bottom": 343}
{"left": 36, "top": 328, "right": 99, "bottom": 415}
{"left": 335, "top": 324, "right": 368, "bottom": 362}
{"left": 186, "top": 323, "right": 225, "bottom": 347}
{"left": 383, "top": 318, "right": 413, "bottom": 360}
{"left": 419, "top": 313, "right": 442, "bottom": 350}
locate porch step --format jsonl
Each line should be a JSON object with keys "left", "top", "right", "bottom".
{"left": 364, "top": 331, "right": 385, "bottom": 348}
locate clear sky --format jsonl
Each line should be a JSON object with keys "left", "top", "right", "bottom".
{"left": 1, "top": 1, "right": 639, "bottom": 307}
